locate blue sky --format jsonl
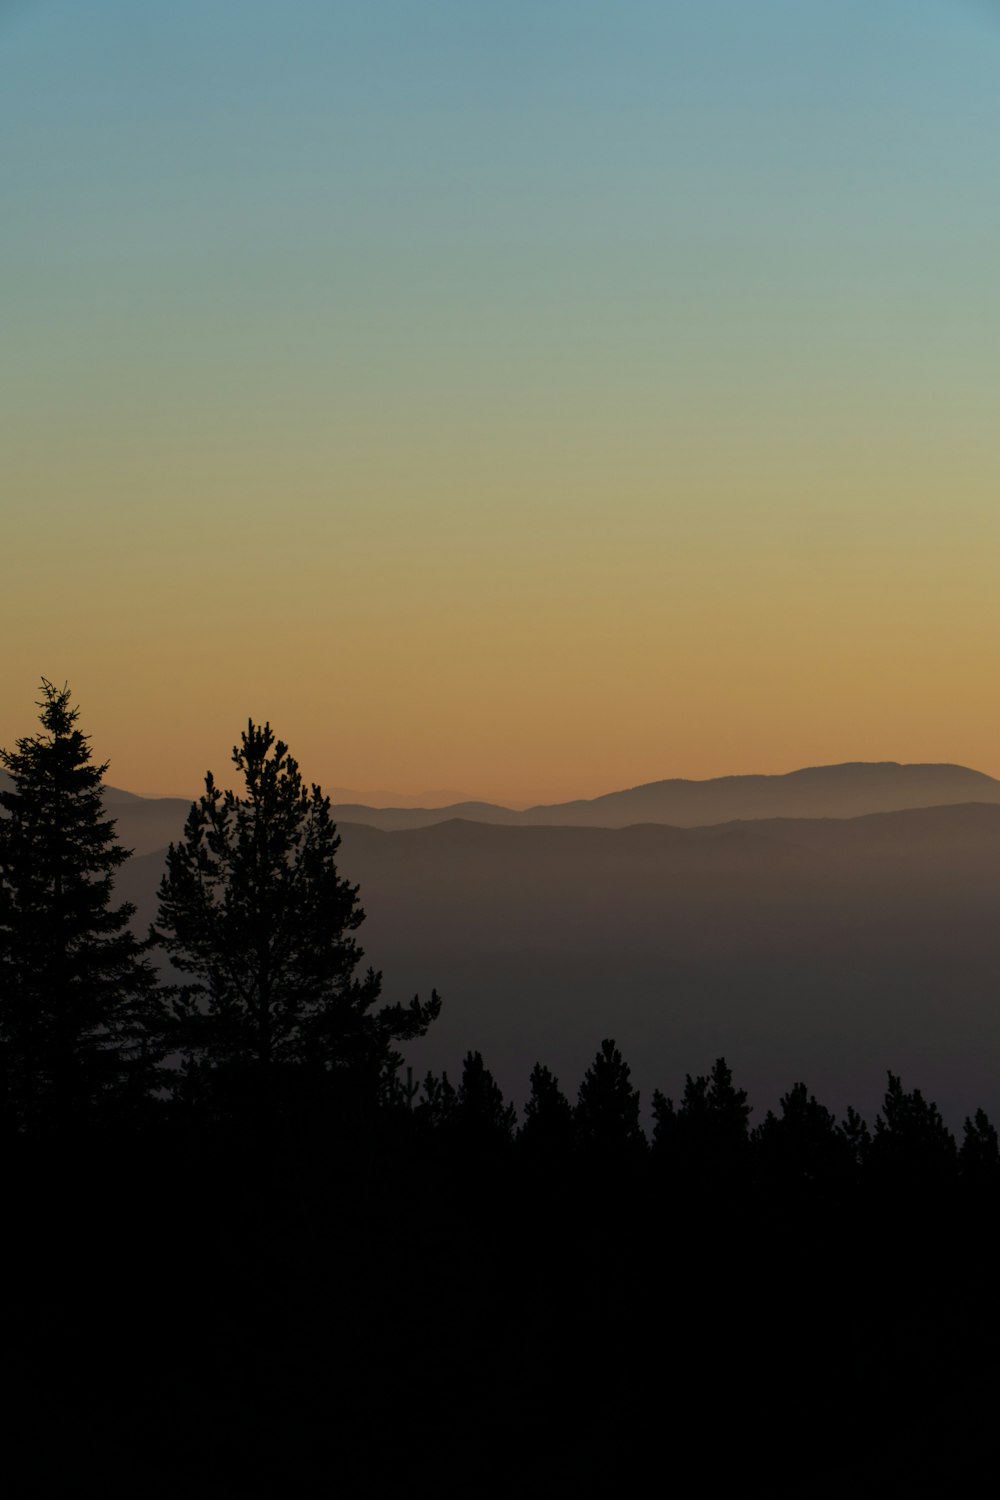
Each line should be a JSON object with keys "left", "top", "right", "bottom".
{"left": 3, "top": 0, "right": 1000, "bottom": 799}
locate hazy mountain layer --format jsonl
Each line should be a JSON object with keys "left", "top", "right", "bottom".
{"left": 331, "top": 761, "right": 1000, "bottom": 830}
{"left": 9, "top": 759, "right": 1000, "bottom": 1124}
{"left": 115, "top": 800, "right": 1000, "bottom": 1128}
{"left": 0, "top": 769, "right": 189, "bottom": 854}
{"left": 8, "top": 760, "right": 999, "bottom": 841}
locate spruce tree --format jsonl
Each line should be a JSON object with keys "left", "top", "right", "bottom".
{"left": 152, "top": 720, "right": 439, "bottom": 1107}
{"left": 0, "top": 680, "right": 161, "bottom": 1132}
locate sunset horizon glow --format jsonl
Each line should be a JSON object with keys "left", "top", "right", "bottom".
{"left": 4, "top": 0, "right": 999, "bottom": 804}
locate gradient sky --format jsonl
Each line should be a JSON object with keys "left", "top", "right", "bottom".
{"left": 3, "top": 0, "right": 1000, "bottom": 803}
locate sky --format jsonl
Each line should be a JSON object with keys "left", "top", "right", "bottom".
{"left": 3, "top": 0, "right": 1000, "bottom": 803}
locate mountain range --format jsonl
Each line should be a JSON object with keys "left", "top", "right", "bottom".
{"left": 4, "top": 760, "right": 994, "bottom": 850}
{"left": 330, "top": 761, "right": 1000, "bottom": 830}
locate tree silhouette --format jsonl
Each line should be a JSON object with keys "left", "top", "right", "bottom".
{"left": 870, "top": 1072, "right": 957, "bottom": 1187}
{"left": 152, "top": 720, "right": 439, "bottom": 1109}
{"left": 754, "top": 1082, "right": 850, "bottom": 1191}
{"left": 415, "top": 1068, "right": 457, "bottom": 1134}
{"left": 653, "top": 1057, "right": 749, "bottom": 1187}
{"left": 453, "top": 1050, "right": 517, "bottom": 1153}
{"left": 519, "top": 1062, "right": 575, "bottom": 1164}
{"left": 575, "top": 1038, "right": 645, "bottom": 1159}
{"left": 0, "top": 680, "right": 161, "bottom": 1132}
{"left": 959, "top": 1108, "right": 1000, "bottom": 1188}
{"left": 837, "top": 1105, "right": 871, "bottom": 1172}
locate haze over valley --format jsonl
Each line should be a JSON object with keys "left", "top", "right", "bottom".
{"left": 40, "top": 759, "right": 1000, "bottom": 1129}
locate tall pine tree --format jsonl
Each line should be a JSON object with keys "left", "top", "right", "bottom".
{"left": 152, "top": 720, "right": 439, "bottom": 1110}
{"left": 0, "top": 680, "right": 161, "bottom": 1132}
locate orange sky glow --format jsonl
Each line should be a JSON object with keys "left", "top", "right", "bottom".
{"left": 4, "top": 1, "right": 1000, "bottom": 804}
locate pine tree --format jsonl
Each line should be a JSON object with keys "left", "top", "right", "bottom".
{"left": 519, "top": 1062, "right": 575, "bottom": 1163}
{"left": 415, "top": 1069, "right": 457, "bottom": 1134}
{"left": 753, "top": 1082, "right": 850, "bottom": 1190}
{"left": 959, "top": 1108, "right": 1000, "bottom": 1188}
{"left": 152, "top": 720, "right": 439, "bottom": 1109}
{"left": 575, "top": 1038, "right": 645, "bottom": 1159}
{"left": 651, "top": 1086, "right": 678, "bottom": 1155}
{"left": 652, "top": 1058, "right": 750, "bottom": 1187}
{"left": 453, "top": 1050, "right": 517, "bottom": 1153}
{"left": 838, "top": 1104, "right": 871, "bottom": 1171}
{"left": 870, "top": 1072, "right": 957, "bottom": 1187}
{"left": 0, "top": 680, "right": 161, "bottom": 1132}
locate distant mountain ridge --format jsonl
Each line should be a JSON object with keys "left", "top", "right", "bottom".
{"left": 329, "top": 761, "right": 1000, "bottom": 831}
{"left": 5, "top": 760, "right": 1000, "bottom": 841}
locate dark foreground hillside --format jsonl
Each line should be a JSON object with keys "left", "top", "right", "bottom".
{"left": 3, "top": 1115, "right": 998, "bottom": 1499}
